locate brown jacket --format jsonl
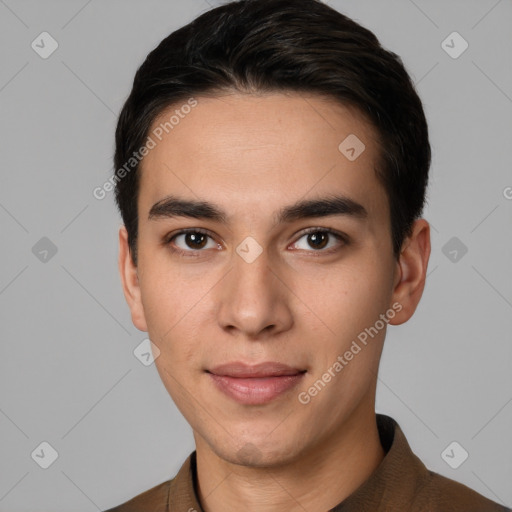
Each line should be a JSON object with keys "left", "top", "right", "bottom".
{"left": 104, "top": 414, "right": 510, "bottom": 511}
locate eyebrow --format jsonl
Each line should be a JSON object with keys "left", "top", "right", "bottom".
{"left": 148, "top": 194, "right": 367, "bottom": 225}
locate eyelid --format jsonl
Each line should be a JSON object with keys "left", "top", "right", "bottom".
{"left": 164, "top": 226, "right": 349, "bottom": 256}
{"left": 289, "top": 226, "right": 349, "bottom": 253}
{"left": 163, "top": 227, "right": 216, "bottom": 244}
{"left": 163, "top": 227, "right": 221, "bottom": 256}
{"left": 294, "top": 226, "right": 349, "bottom": 243}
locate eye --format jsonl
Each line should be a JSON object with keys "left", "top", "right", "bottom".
{"left": 291, "top": 228, "right": 347, "bottom": 253}
{"left": 165, "top": 228, "right": 220, "bottom": 256}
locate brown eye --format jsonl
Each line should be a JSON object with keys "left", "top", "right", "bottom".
{"left": 183, "top": 232, "right": 208, "bottom": 249}
{"left": 292, "top": 228, "right": 347, "bottom": 252}
{"left": 307, "top": 232, "right": 329, "bottom": 250}
{"left": 167, "top": 229, "right": 219, "bottom": 255}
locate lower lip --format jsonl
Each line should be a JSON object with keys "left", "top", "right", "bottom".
{"left": 208, "top": 373, "right": 305, "bottom": 405}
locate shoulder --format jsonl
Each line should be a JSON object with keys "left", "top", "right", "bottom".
{"left": 102, "top": 479, "right": 172, "bottom": 512}
{"left": 103, "top": 452, "right": 199, "bottom": 511}
{"left": 372, "top": 415, "right": 510, "bottom": 511}
{"left": 414, "top": 469, "right": 510, "bottom": 511}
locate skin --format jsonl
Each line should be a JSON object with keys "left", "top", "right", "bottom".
{"left": 118, "top": 92, "right": 430, "bottom": 512}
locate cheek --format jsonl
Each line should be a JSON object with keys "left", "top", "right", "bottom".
{"left": 305, "top": 272, "right": 392, "bottom": 395}
{"left": 138, "top": 268, "right": 202, "bottom": 366}
{"left": 297, "top": 259, "right": 392, "bottom": 338}
{"left": 302, "top": 265, "right": 390, "bottom": 396}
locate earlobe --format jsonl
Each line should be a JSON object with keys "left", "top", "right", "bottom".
{"left": 118, "top": 226, "right": 148, "bottom": 332}
{"left": 389, "top": 219, "right": 431, "bottom": 326}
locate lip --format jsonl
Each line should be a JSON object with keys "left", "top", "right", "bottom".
{"left": 209, "top": 361, "right": 305, "bottom": 378}
{"left": 207, "top": 362, "right": 306, "bottom": 405}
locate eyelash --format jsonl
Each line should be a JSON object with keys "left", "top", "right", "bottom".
{"left": 163, "top": 227, "right": 349, "bottom": 258}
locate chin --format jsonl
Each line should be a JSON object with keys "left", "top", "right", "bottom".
{"left": 208, "top": 432, "right": 304, "bottom": 468}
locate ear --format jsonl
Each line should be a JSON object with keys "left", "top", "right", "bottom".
{"left": 118, "top": 225, "right": 148, "bottom": 332}
{"left": 389, "top": 219, "right": 431, "bottom": 326}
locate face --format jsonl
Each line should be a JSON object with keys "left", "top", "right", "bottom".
{"left": 119, "top": 92, "right": 429, "bottom": 467}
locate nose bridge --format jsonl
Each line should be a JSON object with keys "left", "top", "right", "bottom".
{"left": 233, "top": 244, "right": 272, "bottom": 294}
{"left": 216, "top": 242, "right": 291, "bottom": 336}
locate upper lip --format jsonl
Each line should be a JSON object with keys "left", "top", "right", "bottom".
{"left": 208, "top": 362, "right": 306, "bottom": 378}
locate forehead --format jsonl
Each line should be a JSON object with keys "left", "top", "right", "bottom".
{"left": 138, "top": 92, "right": 387, "bottom": 222}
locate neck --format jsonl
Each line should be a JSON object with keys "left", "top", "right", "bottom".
{"left": 194, "top": 407, "right": 385, "bottom": 512}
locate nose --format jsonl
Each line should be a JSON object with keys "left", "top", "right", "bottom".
{"left": 215, "top": 246, "right": 294, "bottom": 339}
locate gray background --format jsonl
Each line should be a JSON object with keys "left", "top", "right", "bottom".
{"left": 0, "top": 0, "right": 511, "bottom": 510}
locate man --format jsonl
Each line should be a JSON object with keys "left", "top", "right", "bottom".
{"left": 105, "top": 0, "right": 510, "bottom": 510}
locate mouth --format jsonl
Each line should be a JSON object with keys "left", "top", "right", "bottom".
{"left": 206, "top": 362, "right": 307, "bottom": 405}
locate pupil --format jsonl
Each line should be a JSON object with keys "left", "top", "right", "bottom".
{"left": 187, "top": 233, "right": 206, "bottom": 249}
{"left": 309, "top": 232, "right": 327, "bottom": 249}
